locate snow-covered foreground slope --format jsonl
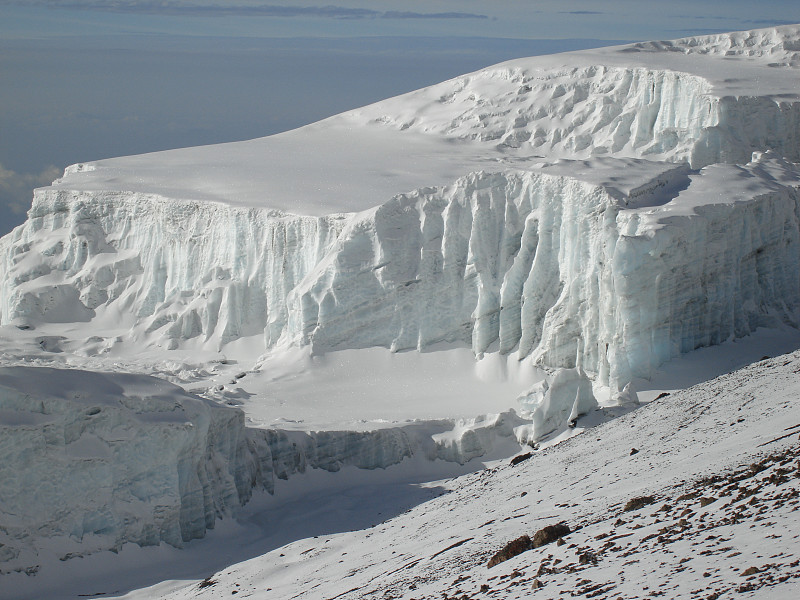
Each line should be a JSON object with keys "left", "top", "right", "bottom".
{"left": 5, "top": 345, "right": 800, "bottom": 600}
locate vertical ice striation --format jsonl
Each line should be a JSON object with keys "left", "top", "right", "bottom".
{"left": 355, "top": 65, "right": 800, "bottom": 169}
{"left": 0, "top": 367, "right": 266, "bottom": 573}
{"left": 0, "top": 365, "right": 525, "bottom": 573}
{"left": 1, "top": 156, "right": 799, "bottom": 390}
{"left": 282, "top": 156, "right": 800, "bottom": 388}
{"left": 0, "top": 192, "right": 346, "bottom": 349}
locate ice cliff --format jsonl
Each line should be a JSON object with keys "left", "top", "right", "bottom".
{"left": 2, "top": 26, "right": 800, "bottom": 390}
{"left": 0, "top": 366, "right": 523, "bottom": 574}
{"left": 2, "top": 154, "right": 799, "bottom": 389}
{"left": 0, "top": 367, "right": 257, "bottom": 573}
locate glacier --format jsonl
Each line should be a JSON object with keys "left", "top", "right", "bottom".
{"left": 2, "top": 24, "right": 800, "bottom": 575}
{"left": 3, "top": 154, "right": 799, "bottom": 391}
{"left": 0, "top": 365, "right": 524, "bottom": 575}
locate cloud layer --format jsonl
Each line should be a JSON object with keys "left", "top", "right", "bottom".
{"left": 3, "top": 1, "right": 488, "bottom": 20}
{"left": 0, "top": 163, "right": 60, "bottom": 219}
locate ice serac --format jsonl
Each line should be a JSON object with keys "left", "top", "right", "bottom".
{"left": 1, "top": 26, "right": 799, "bottom": 389}
{"left": 517, "top": 368, "right": 598, "bottom": 440}
{"left": 0, "top": 367, "right": 265, "bottom": 573}
{"left": 0, "top": 364, "right": 525, "bottom": 573}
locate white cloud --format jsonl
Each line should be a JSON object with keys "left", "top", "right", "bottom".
{"left": 0, "top": 1, "right": 489, "bottom": 20}
{"left": 0, "top": 163, "right": 61, "bottom": 217}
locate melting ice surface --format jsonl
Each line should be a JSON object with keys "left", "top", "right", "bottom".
{"left": 3, "top": 24, "right": 800, "bottom": 581}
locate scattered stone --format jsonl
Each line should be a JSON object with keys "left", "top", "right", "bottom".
{"left": 510, "top": 452, "right": 533, "bottom": 466}
{"left": 532, "top": 579, "right": 544, "bottom": 589}
{"left": 630, "top": 448, "right": 639, "bottom": 456}
{"left": 487, "top": 535, "right": 532, "bottom": 568}
{"left": 532, "top": 523, "right": 571, "bottom": 548}
{"left": 578, "top": 551, "right": 598, "bottom": 565}
{"left": 624, "top": 496, "right": 655, "bottom": 512}
{"left": 699, "top": 497, "right": 716, "bottom": 507}
{"left": 741, "top": 566, "right": 760, "bottom": 576}
{"left": 480, "top": 584, "right": 490, "bottom": 592}
{"left": 557, "top": 538, "right": 566, "bottom": 546}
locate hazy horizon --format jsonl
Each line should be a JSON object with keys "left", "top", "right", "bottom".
{"left": 2, "top": 0, "right": 799, "bottom": 235}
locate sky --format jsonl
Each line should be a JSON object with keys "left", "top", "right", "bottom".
{"left": 1, "top": 0, "right": 800, "bottom": 235}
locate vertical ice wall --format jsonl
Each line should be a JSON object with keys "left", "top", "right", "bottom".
{"left": 0, "top": 365, "right": 525, "bottom": 573}
{"left": 0, "top": 367, "right": 264, "bottom": 573}
{"left": 283, "top": 158, "right": 800, "bottom": 387}
{"left": 1, "top": 158, "right": 799, "bottom": 390}
{"left": 0, "top": 191, "right": 347, "bottom": 348}
{"left": 356, "top": 65, "right": 800, "bottom": 168}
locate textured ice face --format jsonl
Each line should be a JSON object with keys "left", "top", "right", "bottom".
{"left": 3, "top": 156, "right": 798, "bottom": 392}
{"left": 0, "top": 365, "right": 528, "bottom": 574}
{"left": 0, "top": 367, "right": 261, "bottom": 573}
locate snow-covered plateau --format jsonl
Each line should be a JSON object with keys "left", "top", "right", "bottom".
{"left": 2, "top": 24, "right": 800, "bottom": 599}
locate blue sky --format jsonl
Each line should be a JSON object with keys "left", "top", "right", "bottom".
{"left": 1, "top": 0, "right": 799, "bottom": 235}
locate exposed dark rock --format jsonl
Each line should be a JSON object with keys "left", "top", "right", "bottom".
{"left": 198, "top": 577, "right": 218, "bottom": 589}
{"left": 532, "top": 523, "right": 571, "bottom": 548}
{"left": 623, "top": 496, "right": 655, "bottom": 512}
{"left": 487, "top": 535, "right": 532, "bottom": 568}
{"left": 510, "top": 452, "right": 533, "bottom": 466}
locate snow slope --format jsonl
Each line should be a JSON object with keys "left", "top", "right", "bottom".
{"left": 5, "top": 343, "right": 800, "bottom": 600}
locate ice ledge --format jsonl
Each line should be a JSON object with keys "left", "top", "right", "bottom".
{"left": 0, "top": 365, "right": 531, "bottom": 575}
